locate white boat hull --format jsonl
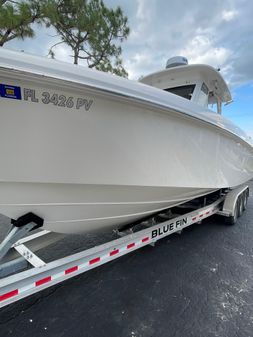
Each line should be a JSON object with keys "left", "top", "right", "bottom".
{"left": 0, "top": 51, "right": 252, "bottom": 234}
{"left": 0, "top": 182, "right": 215, "bottom": 233}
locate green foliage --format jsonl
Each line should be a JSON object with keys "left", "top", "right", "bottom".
{"left": 0, "top": 0, "right": 130, "bottom": 77}
{"left": 45, "top": 0, "right": 130, "bottom": 77}
{"left": 0, "top": 0, "right": 42, "bottom": 46}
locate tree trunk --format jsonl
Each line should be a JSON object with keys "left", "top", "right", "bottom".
{"left": 74, "top": 49, "right": 79, "bottom": 65}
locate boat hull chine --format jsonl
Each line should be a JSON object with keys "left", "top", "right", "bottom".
{"left": 0, "top": 182, "right": 215, "bottom": 234}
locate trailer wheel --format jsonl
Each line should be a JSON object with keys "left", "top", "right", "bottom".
{"left": 237, "top": 195, "right": 243, "bottom": 217}
{"left": 242, "top": 190, "right": 248, "bottom": 211}
{"left": 226, "top": 197, "right": 239, "bottom": 225}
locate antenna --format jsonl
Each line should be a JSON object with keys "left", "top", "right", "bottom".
{"left": 166, "top": 56, "right": 188, "bottom": 69}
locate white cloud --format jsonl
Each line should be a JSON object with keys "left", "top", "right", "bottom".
{"left": 124, "top": 52, "right": 158, "bottom": 79}
{"left": 120, "top": 0, "right": 253, "bottom": 87}
{"left": 222, "top": 10, "right": 238, "bottom": 21}
{"left": 180, "top": 35, "right": 231, "bottom": 67}
{"left": 177, "top": 35, "right": 233, "bottom": 83}
{"left": 129, "top": 0, "right": 155, "bottom": 41}
{"left": 136, "top": 0, "right": 152, "bottom": 21}
{"left": 3, "top": 0, "right": 253, "bottom": 88}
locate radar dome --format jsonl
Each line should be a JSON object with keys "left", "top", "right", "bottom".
{"left": 166, "top": 56, "right": 188, "bottom": 69}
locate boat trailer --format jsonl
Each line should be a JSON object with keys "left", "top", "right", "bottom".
{"left": 0, "top": 185, "right": 249, "bottom": 308}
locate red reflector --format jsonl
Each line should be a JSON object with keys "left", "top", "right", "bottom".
{"left": 199, "top": 214, "right": 203, "bottom": 217}
{"left": 89, "top": 257, "right": 100, "bottom": 265}
{"left": 65, "top": 266, "right": 78, "bottom": 274}
{"left": 0, "top": 289, "right": 18, "bottom": 302}
{"left": 206, "top": 211, "right": 210, "bottom": 215}
{"left": 110, "top": 249, "right": 119, "bottom": 256}
{"left": 192, "top": 217, "right": 197, "bottom": 221}
{"left": 127, "top": 243, "right": 135, "bottom": 249}
{"left": 35, "top": 276, "right": 51, "bottom": 287}
{"left": 142, "top": 237, "right": 149, "bottom": 242}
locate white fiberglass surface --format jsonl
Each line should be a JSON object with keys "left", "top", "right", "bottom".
{"left": 0, "top": 51, "right": 252, "bottom": 234}
{"left": 0, "top": 183, "right": 215, "bottom": 234}
{"left": 0, "top": 73, "right": 252, "bottom": 189}
{"left": 0, "top": 49, "right": 251, "bottom": 146}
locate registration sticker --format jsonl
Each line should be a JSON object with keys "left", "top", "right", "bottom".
{"left": 0, "top": 84, "right": 22, "bottom": 100}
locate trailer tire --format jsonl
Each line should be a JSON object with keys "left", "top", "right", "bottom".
{"left": 242, "top": 191, "right": 247, "bottom": 211}
{"left": 226, "top": 197, "right": 239, "bottom": 225}
{"left": 237, "top": 195, "right": 243, "bottom": 217}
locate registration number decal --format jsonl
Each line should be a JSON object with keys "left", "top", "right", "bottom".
{"left": 23, "top": 88, "right": 93, "bottom": 111}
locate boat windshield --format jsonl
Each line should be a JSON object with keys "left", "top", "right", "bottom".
{"left": 164, "top": 84, "right": 195, "bottom": 100}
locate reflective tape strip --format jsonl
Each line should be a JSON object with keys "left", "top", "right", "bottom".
{"left": 142, "top": 237, "right": 149, "bottom": 242}
{"left": 110, "top": 249, "right": 119, "bottom": 256}
{"left": 89, "top": 257, "right": 100, "bottom": 265}
{"left": 35, "top": 276, "right": 52, "bottom": 287}
{"left": 65, "top": 266, "right": 78, "bottom": 274}
{"left": 127, "top": 243, "right": 135, "bottom": 249}
{"left": 0, "top": 289, "right": 18, "bottom": 302}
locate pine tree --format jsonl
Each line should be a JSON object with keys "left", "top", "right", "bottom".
{"left": 45, "top": 0, "right": 130, "bottom": 77}
{"left": 0, "top": 0, "right": 42, "bottom": 47}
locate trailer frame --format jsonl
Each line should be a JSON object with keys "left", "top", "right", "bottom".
{"left": 0, "top": 184, "right": 249, "bottom": 308}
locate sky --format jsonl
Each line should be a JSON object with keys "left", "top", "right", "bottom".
{"left": 4, "top": 0, "right": 253, "bottom": 137}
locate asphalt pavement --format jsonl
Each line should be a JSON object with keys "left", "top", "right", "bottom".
{"left": 0, "top": 181, "right": 253, "bottom": 337}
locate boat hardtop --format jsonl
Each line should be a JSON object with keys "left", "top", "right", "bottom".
{"left": 140, "top": 56, "right": 232, "bottom": 113}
